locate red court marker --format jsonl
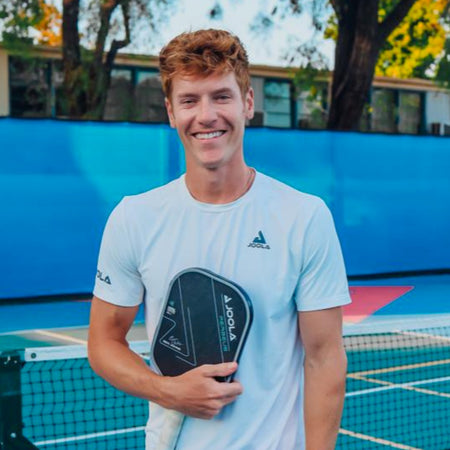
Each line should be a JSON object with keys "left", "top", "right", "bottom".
{"left": 344, "top": 286, "right": 414, "bottom": 324}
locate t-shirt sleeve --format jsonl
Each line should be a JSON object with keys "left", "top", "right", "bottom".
{"left": 294, "top": 199, "right": 351, "bottom": 311}
{"left": 93, "top": 199, "right": 144, "bottom": 307}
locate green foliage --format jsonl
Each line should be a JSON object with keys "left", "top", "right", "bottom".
{"left": 435, "top": 37, "right": 450, "bottom": 88}
{"left": 376, "top": 0, "right": 447, "bottom": 79}
{"left": 0, "top": 0, "right": 44, "bottom": 46}
{"left": 324, "top": 0, "right": 448, "bottom": 79}
{"left": 292, "top": 64, "right": 327, "bottom": 99}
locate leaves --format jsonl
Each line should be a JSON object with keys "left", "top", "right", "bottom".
{"left": 0, "top": 0, "right": 44, "bottom": 43}
{"left": 376, "top": 0, "right": 448, "bottom": 78}
{"left": 35, "top": 0, "right": 62, "bottom": 45}
{"left": 325, "top": 0, "right": 448, "bottom": 79}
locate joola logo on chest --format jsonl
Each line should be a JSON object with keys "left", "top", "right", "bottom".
{"left": 248, "top": 231, "right": 271, "bottom": 250}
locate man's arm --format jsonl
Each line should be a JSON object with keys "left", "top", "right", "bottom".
{"left": 88, "top": 296, "right": 243, "bottom": 419}
{"left": 299, "top": 306, "right": 347, "bottom": 450}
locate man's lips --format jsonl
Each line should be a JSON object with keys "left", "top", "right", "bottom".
{"left": 192, "top": 130, "right": 226, "bottom": 140}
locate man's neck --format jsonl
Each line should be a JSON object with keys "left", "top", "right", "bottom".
{"left": 185, "top": 164, "right": 255, "bottom": 204}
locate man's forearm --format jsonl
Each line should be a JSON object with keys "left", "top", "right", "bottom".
{"left": 88, "top": 336, "right": 167, "bottom": 404}
{"left": 88, "top": 336, "right": 243, "bottom": 418}
{"left": 303, "top": 348, "right": 347, "bottom": 450}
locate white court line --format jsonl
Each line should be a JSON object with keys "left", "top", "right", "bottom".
{"left": 34, "top": 426, "right": 146, "bottom": 446}
{"left": 346, "top": 375, "right": 450, "bottom": 397}
{"left": 34, "top": 329, "right": 87, "bottom": 345}
{"left": 339, "top": 429, "right": 422, "bottom": 450}
{"left": 350, "top": 358, "right": 450, "bottom": 377}
{"left": 395, "top": 329, "right": 450, "bottom": 342}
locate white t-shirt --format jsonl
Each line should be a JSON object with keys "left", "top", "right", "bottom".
{"left": 94, "top": 171, "right": 351, "bottom": 450}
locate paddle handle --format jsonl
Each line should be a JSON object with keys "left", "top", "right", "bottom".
{"left": 155, "top": 409, "right": 185, "bottom": 450}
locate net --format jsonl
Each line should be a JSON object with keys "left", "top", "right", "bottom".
{"left": 19, "top": 342, "right": 150, "bottom": 450}
{"left": 338, "top": 316, "right": 450, "bottom": 450}
{"left": 3, "top": 318, "right": 450, "bottom": 450}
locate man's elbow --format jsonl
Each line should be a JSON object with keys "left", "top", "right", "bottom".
{"left": 305, "top": 344, "right": 348, "bottom": 383}
{"left": 87, "top": 332, "right": 104, "bottom": 377}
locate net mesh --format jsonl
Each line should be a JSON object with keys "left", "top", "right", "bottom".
{"left": 20, "top": 343, "right": 149, "bottom": 449}
{"left": 8, "top": 321, "right": 450, "bottom": 449}
{"left": 338, "top": 321, "right": 450, "bottom": 450}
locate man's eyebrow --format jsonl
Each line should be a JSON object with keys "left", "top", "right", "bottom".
{"left": 175, "top": 87, "right": 235, "bottom": 100}
{"left": 212, "top": 88, "right": 234, "bottom": 96}
{"left": 175, "top": 92, "right": 198, "bottom": 100}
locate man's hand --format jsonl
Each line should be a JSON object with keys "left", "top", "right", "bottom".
{"left": 158, "top": 362, "right": 243, "bottom": 419}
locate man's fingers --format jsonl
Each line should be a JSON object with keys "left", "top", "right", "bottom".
{"left": 201, "top": 362, "right": 238, "bottom": 377}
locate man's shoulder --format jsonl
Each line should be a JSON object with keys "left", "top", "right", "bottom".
{"left": 121, "top": 176, "right": 182, "bottom": 210}
{"left": 256, "top": 171, "right": 325, "bottom": 211}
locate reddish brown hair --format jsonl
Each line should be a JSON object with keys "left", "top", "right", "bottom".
{"left": 159, "top": 29, "right": 250, "bottom": 99}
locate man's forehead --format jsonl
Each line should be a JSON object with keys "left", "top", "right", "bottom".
{"left": 171, "top": 71, "right": 240, "bottom": 95}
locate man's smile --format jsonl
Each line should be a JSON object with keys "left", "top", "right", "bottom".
{"left": 192, "top": 130, "right": 226, "bottom": 140}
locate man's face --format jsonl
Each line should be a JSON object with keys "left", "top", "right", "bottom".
{"left": 165, "top": 71, "right": 254, "bottom": 170}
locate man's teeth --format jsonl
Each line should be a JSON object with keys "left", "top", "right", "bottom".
{"left": 195, "top": 131, "right": 224, "bottom": 139}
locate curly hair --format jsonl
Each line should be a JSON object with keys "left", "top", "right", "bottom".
{"left": 159, "top": 29, "right": 251, "bottom": 99}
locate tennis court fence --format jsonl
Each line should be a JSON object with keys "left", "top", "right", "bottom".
{"left": 1, "top": 318, "right": 450, "bottom": 449}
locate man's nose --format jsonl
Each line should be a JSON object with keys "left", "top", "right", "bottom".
{"left": 197, "top": 98, "right": 218, "bottom": 126}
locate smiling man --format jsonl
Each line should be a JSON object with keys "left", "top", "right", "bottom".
{"left": 88, "top": 29, "right": 350, "bottom": 450}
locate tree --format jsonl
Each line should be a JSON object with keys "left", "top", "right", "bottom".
{"left": 435, "top": 1, "right": 450, "bottom": 88}
{"left": 375, "top": 0, "right": 447, "bottom": 78}
{"left": 35, "top": 0, "right": 62, "bottom": 46}
{"left": 1, "top": 0, "right": 173, "bottom": 119}
{"left": 0, "top": 0, "right": 48, "bottom": 48}
{"left": 325, "top": 0, "right": 448, "bottom": 80}
{"left": 326, "top": 0, "right": 419, "bottom": 130}
{"left": 62, "top": 0, "right": 173, "bottom": 119}
{"left": 213, "top": 0, "right": 446, "bottom": 130}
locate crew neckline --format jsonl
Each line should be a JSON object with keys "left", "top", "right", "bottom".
{"left": 179, "top": 170, "right": 259, "bottom": 212}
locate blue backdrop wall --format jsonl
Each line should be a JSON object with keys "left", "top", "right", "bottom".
{"left": 1, "top": 118, "right": 449, "bottom": 299}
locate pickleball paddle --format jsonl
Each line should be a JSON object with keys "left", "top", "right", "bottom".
{"left": 151, "top": 268, "right": 253, "bottom": 449}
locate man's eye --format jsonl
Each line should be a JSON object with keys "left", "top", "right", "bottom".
{"left": 216, "top": 95, "right": 231, "bottom": 101}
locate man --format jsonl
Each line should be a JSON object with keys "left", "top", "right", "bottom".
{"left": 89, "top": 29, "right": 350, "bottom": 450}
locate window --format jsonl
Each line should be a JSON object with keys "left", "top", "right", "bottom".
{"left": 104, "top": 68, "right": 133, "bottom": 121}
{"left": 264, "top": 80, "right": 291, "bottom": 128}
{"left": 371, "top": 89, "right": 396, "bottom": 133}
{"left": 296, "top": 85, "right": 328, "bottom": 129}
{"left": 398, "top": 92, "right": 422, "bottom": 134}
{"left": 9, "top": 57, "right": 51, "bottom": 117}
{"left": 133, "top": 70, "right": 168, "bottom": 123}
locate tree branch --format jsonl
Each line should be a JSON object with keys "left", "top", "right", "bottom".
{"left": 94, "top": 0, "right": 119, "bottom": 65}
{"left": 105, "top": 0, "right": 130, "bottom": 72}
{"left": 378, "top": 0, "right": 417, "bottom": 45}
{"left": 62, "top": 0, "right": 81, "bottom": 69}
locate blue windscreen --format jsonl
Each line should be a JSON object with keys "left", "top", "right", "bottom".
{"left": 1, "top": 118, "right": 449, "bottom": 299}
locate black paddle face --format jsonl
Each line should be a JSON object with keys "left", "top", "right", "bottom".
{"left": 152, "top": 268, "right": 253, "bottom": 381}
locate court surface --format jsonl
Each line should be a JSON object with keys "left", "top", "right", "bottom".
{"left": 1, "top": 274, "right": 449, "bottom": 449}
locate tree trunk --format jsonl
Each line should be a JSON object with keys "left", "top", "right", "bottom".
{"left": 327, "top": 0, "right": 417, "bottom": 131}
{"left": 62, "top": 0, "right": 85, "bottom": 117}
{"left": 62, "top": 0, "right": 130, "bottom": 119}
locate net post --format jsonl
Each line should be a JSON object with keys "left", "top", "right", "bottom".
{"left": 0, "top": 351, "right": 38, "bottom": 450}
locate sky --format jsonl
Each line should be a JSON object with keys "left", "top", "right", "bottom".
{"left": 1, "top": 0, "right": 335, "bottom": 69}
{"left": 133, "top": 0, "right": 336, "bottom": 69}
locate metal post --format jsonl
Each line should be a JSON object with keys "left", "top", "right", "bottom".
{"left": 0, "top": 352, "right": 38, "bottom": 450}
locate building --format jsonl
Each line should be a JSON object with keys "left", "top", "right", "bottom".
{"left": 1, "top": 45, "right": 449, "bottom": 135}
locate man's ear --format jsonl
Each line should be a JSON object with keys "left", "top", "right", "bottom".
{"left": 245, "top": 87, "right": 255, "bottom": 120}
{"left": 165, "top": 97, "right": 176, "bottom": 128}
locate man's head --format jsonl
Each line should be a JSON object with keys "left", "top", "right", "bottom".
{"left": 159, "top": 29, "right": 251, "bottom": 101}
